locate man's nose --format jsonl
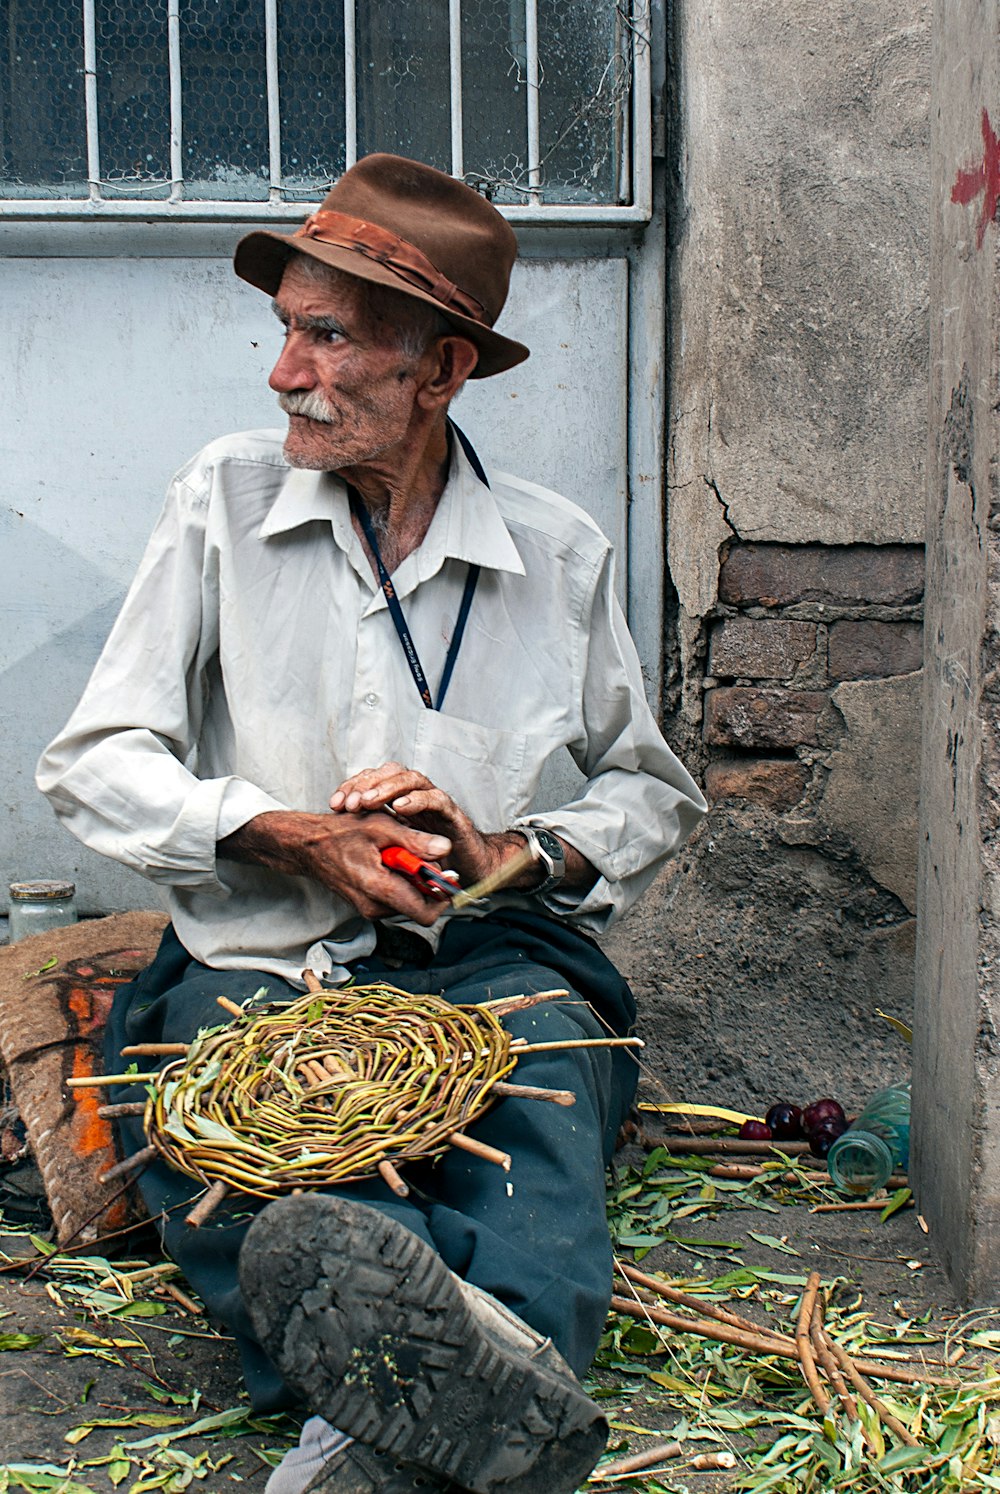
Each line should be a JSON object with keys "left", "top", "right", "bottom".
{"left": 268, "top": 333, "right": 316, "bottom": 393}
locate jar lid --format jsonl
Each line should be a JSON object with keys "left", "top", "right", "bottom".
{"left": 9, "top": 880, "right": 76, "bottom": 901}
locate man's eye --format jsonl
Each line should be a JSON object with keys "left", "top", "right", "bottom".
{"left": 320, "top": 327, "right": 345, "bottom": 343}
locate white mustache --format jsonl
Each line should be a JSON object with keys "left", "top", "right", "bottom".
{"left": 279, "top": 390, "right": 336, "bottom": 424}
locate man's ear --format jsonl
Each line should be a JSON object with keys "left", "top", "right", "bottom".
{"left": 416, "top": 336, "right": 480, "bottom": 409}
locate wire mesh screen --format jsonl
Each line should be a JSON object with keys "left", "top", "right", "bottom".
{"left": 0, "top": 0, "right": 88, "bottom": 197}
{"left": 354, "top": 2, "right": 452, "bottom": 173}
{"left": 97, "top": 0, "right": 171, "bottom": 199}
{"left": 0, "top": 0, "right": 637, "bottom": 208}
{"left": 182, "top": 1, "right": 269, "bottom": 199}
{"left": 279, "top": 0, "right": 347, "bottom": 195}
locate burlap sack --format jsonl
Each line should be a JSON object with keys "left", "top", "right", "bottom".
{"left": 0, "top": 913, "right": 167, "bottom": 1244}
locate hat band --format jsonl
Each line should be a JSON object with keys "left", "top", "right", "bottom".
{"left": 294, "top": 209, "right": 489, "bottom": 326}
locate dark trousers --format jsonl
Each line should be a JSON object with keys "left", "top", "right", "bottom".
{"left": 105, "top": 911, "right": 637, "bottom": 1410}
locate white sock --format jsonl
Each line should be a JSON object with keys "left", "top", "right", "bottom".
{"left": 265, "top": 1417, "right": 353, "bottom": 1494}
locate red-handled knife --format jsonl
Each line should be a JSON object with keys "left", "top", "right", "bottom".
{"left": 381, "top": 846, "right": 461, "bottom": 900}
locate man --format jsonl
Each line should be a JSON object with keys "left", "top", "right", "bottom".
{"left": 37, "top": 154, "right": 705, "bottom": 1494}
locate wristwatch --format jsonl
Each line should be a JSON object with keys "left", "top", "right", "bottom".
{"left": 520, "top": 826, "right": 566, "bottom": 896}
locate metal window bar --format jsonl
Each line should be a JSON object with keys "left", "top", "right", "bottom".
{"left": 82, "top": 0, "right": 101, "bottom": 202}
{"left": 168, "top": 0, "right": 183, "bottom": 202}
{"left": 4, "top": 1, "right": 651, "bottom": 223}
{"left": 449, "top": 0, "right": 463, "bottom": 179}
{"left": 524, "top": 0, "right": 541, "bottom": 205}
{"left": 344, "top": 0, "right": 358, "bottom": 170}
{"left": 265, "top": 0, "right": 283, "bottom": 201}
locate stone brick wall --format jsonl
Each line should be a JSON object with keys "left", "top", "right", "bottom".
{"left": 702, "top": 542, "right": 924, "bottom": 812}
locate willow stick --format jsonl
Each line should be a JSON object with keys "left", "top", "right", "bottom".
{"left": 809, "top": 1302, "right": 865, "bottom": 1435}
{"left": 67, "top": 1073, "right": 156, "bottom": 1088}
{"left": 827, "top": 1335, "right": 920, "bottom": 1445}
{"left": 98, "top": 1102, "right": 147, "bottom": 1119}
{"left": 609, "top": 1293, "right": 793, "bottom": 1359}
{"left": 216, "top": 996, "right": 245, "bottom": 1019}
{"left": 377, "top": 1159, "right": 409, "bottom": 1197}
{"left": 490, "top": 1080, "right": 576, "bottom": 1106}
{"left": 796, "top": 1273, "right": 830, "bottom": 1414}
{"left": 707, "top": 1162, "right": 828, "bottom": 1184}
{"left": 451, "top": 846, "right": 535, "bottom": 908}
{"left": 120, "top": 1043, "right": 189, "bottom": 1057}
{"left": 649, "top": 1136, "right": 810, "bottom": 1157}
{"left": 302, "top": 969, "right": 323, "bottom": 994}
{"left": 486, "top": 989, "right": 570, "bottom": 1015}
{"left": 615, "top": 1261, "right": 795, "bottom": 1349}
{"left": 598, "top": 1442, "right": 686, "bottom": 1476}
{"left": 811, "top": 1199, "right": 913, "bottom": 1214}
{"left": 448, "top": 1132, "right": 511, "bottom": 1169}
{"left": 98, "top": 1145, "right": 157, "bottom": 1185}
{"left": 161, "top": 1280, "right": 202, "bottom": 1316}
{"left": 185, "top": 1179, "right": 229, "bottom": 1228}
{"left": 509, "top": 1036, "right": 643, "bottom": 1055}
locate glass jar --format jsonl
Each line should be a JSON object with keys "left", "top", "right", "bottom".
{"left": 826, "top": 1082, "right": 911, "bottom": 1197}
{"left": 8, "top": 881, "right": 78, "bottom": 943}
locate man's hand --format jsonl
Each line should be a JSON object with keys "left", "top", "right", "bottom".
{"left": 329, "top": 762, "right": 510, "bottom": 885}
{"left": 217, "top": 809, "right": 455, "bottom": 927}
{"left": 329, "top": 762, "right": 599, "bottom": 894}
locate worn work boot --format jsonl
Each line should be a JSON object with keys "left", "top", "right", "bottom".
{"left": 240, "top": 1194, "right": 607, "bottom": 1494}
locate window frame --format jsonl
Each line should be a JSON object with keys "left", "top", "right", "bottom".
{"left": 0, "top": 0, "right": 651, "bottom": 226}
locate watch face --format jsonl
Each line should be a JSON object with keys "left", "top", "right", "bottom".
{"left": 535, "top": 829, "right": 563, "bottom": 863}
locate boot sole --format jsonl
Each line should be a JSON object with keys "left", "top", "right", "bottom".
{"left": 240, "top": 1195, "right": 606, "bottom": 1494}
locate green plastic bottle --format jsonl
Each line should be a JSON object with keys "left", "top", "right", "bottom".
{"left": 826, "top": 1083, "right": 911, "bottom": 1197}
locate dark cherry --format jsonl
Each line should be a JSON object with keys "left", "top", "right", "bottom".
{"left": 808, "top": 1116, "right": 848, "bottom": 1158}
{"left": 765, "top": 1102, "right": 803, "bottom": 1140}
{"left": 739, "top": 1120, "right": 773, "bottom": 1141}
{"left": 802, "top": 1098, "right": 847, "bottom": 1137}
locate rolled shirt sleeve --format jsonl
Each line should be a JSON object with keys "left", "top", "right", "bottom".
{"left": 515, "top": 548, "right": 706, "bottom": 933}
{"left": 36, "top": 471, "right": 285, "bottom": 893}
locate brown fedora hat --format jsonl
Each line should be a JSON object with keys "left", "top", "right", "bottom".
{"left": 234, "top": 154, "right": 528, "bottom": 379}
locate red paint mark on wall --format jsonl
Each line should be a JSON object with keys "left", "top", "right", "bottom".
{"left": 951, "top": 107, "right": 1000, "bottom": 250}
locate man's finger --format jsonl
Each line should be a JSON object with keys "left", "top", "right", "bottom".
{"left": 364, "top": 812, "right": 452, "bottom": 861}
{"left": 358, "top": 771, "right": 433, "bottom": 808}
{"left": 330, "top": 762, "right": 408, "bottom": 810}
{"left": 388, "top": 787, "right": 461, "bottom": 822}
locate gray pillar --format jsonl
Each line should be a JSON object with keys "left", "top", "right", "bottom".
{"left": 913, "top": 0, "right": 1000, "bottom": 1296}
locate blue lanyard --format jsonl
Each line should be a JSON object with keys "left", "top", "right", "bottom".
{"left": 349, "top": 423, "right": 485, "bottom": 712}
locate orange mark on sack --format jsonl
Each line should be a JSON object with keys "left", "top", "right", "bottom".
{"left": 67, "top": 980, "right": 118, "bottom": 1038}
{"left": 68, "top": 1048, "right": 115, "bottom": 1162}
{"left": 64, "top": 982, "right": 132, "bottom": 1224}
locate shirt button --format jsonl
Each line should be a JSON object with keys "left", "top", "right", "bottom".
{"left": 364, "top": 692, "right": 379, "bottom": 709}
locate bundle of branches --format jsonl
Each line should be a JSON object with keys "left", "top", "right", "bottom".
{"left": 612, "top": 1262, "right": 955, "bottom": 1454}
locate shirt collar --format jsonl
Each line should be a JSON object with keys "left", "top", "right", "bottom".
{"left": 257, "top": 430, "right": 526, "bottom": 581}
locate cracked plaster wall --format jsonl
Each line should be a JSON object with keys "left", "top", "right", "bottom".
{"left": 667, "top": 1, "right": 929, "bottom": 615}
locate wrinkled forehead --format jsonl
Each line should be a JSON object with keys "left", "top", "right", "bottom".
{"left": 275, "top": 252, "right": 372, "bottom": 321}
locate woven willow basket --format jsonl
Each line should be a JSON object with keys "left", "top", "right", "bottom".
{"left": 142, "top": 983, "right": 517, "bottom": 1199}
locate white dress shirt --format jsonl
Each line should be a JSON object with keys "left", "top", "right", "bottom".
{"left": 37, "top": 428, "right": 706, "bottom": 983}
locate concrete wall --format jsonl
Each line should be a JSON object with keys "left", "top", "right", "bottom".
{"left": 911, "top": 0, "right": 1000, "bottom": 1299}
{"left": 609, "top": 0, "right": 933, "bottom": 1108}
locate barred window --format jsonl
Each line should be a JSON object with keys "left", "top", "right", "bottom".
{"left": 0, "top": 0, "right": 648, "bottom": 217}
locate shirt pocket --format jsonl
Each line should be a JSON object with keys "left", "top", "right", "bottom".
{"left": 411, "top": 711, "right": 530, "bottom": 833}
